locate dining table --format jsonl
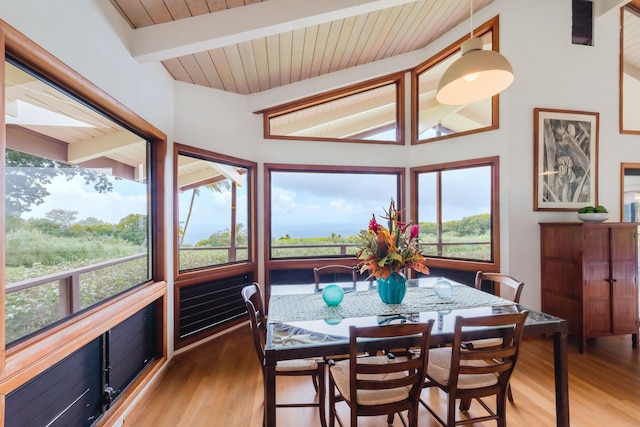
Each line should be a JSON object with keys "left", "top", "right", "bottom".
{"left": 263, "top": 276, "right": 569, "bottom": 427}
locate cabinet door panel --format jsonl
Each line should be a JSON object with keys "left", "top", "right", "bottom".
{"left": 611, "top": 227, "right": 638, "bottom": 334}
{"left": 585, "top": 264, "right": 612, "bottom": 334}
{"left": 587, "top": 298, "right": 612, "bottom": 334}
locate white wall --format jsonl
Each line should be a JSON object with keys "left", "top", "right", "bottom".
{"left": 174, "top": 0, "right": 640, "bottom": 310}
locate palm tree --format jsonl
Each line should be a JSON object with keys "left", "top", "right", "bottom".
{"left": 179, "top": 180, "right": 231, "bottom": 246}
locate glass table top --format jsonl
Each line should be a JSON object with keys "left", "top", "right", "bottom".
{"left": 266, "top": 277, "right": 564, "bottom": 351}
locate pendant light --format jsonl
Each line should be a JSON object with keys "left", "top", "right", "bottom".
{"left": 436, "top": 0, "right": 514, "bottom": 105}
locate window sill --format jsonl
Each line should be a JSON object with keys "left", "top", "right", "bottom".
{"left": 0, "top": 281, "right": 167, "bottom": 394}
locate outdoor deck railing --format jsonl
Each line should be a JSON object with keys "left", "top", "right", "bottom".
{"left": 6, "top": 253, "right": 147, "bottom": 318}
{"left": 7, "top": 240, "right": 489, "bottom": 328}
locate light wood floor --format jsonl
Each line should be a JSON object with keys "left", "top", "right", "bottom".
{"left": 126, "top": 325, "right": 640, "bottom": 426}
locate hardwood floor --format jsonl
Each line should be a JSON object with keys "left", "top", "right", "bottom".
{"left": 126, "top": 325, "right": 640, "bottom": 426}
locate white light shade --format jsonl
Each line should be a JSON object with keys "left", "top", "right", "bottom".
{"left": 436, "top": 38, "right": 514, "bottom": 105}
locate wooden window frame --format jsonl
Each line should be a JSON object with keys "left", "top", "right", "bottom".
{"left": 409, "top": 156, "right": 500, "bottom": 273}
{"left": 257, "top": 73, "right": 406, "bottom": 145}
{"left": 173, "top": 143, "right": 258, "bottom": 281}
{"left": 263, "top": 163, "right": 405, "bottom": 301}
{"left": 0, "top": 19, "right": 167, "bottom": 420}
{"left": 411, "top": 16, "right": 501, "bottom": 145}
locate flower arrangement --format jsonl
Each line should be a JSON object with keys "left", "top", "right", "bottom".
{"left": 355, "top": 199, "right": 430, "bottom": 280}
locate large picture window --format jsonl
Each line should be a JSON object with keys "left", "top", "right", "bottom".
{"left": 4, "top": 60, "right": 152, "bottom": 344}
{"left": 175, "top": 144, "right": 255, "bottom": 273}
{"left": 411, "top": 157, "right": 500, "bottom": 271}
{"left": 265, "top": 165, "right": 403, "bottom": 260}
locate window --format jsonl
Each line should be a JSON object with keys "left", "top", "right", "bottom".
{"left": 621, "top": 4, "right": 640, "bottom": 133}
{"left": 174, "top": 144, "right": 256, "bottom": 273}
{"left": 412, "top": 17, "right": 500, "bottom": 144}
{"left": 259, "top": 74, "right": 405, "bottom": 144}
{"left": 411, "top": 157, "right": 499, "bottom": 271}
{"left": 265, "top": 165, "right": 403, "bottom": 260}
{"left": 4, "top": 60, "right": 152, "bottom": 344}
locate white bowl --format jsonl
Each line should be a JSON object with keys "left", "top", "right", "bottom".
{"left": 577, "top": 212, "right": 609, "bottom": 222}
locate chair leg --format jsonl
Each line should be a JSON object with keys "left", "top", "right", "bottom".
{"left": 447, "top": 395, "right": 457, "bottom": 427}
{"left": 507, "top": 384, "right": 514, "bottom": 403}
{"left": 387, "top": 413, "right": 395, "bottom": 425}
{"left": 328, "top": 372, "right": 336, "bottom": 427}
{"left": 459, "top": 397, "right": 471, "bottom": 411}
{"left": 318, "top": 367, "right": 327, "bottom": 427}
{"left": 496, "top": 392, "right": 507, "bottom": 427}
{"left": 312, "top": 374, "right": 319, "bottom": 393}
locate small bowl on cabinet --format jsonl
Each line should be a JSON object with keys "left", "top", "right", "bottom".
{"left": 577, "top": 212, "right": 609, "bottom": 222}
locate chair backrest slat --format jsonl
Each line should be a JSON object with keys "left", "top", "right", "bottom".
{"left": 348, "top": 322, "right": 434, "bottom": 402}
{"left": 313, "top": 265, "right": 358, "bottom": 292}
{"left": 474, "top": 271, "right": 525, "bottom": 303}
{"left": 449, "top": 311, "right": 528, "bottom": 391}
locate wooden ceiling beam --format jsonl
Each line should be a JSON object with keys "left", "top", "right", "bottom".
{"left": 130, "top": 0, "right": 421, "bottom": 63}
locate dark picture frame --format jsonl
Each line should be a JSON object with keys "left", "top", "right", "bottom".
{"left": 534, "top": 108, "right": 599, "bottom": 211}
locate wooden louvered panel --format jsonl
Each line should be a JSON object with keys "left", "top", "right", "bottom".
{"left": 178, "top": 274, "right": 251, "bottom": 341}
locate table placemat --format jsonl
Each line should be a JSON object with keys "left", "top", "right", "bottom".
{"left": 268, "top": 285, "right": 514, "bottom": 323}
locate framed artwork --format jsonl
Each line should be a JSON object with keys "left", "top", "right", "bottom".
{"left": 534, "top": 108, "right": 599, "bottom": 211}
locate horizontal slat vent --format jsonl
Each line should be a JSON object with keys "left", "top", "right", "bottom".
{"left": 178, "top": 274, "right": 250, "bottom": 339}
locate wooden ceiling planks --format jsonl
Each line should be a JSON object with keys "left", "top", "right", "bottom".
{"left": 108, "top": 0, "right": 495, "bottom": 95}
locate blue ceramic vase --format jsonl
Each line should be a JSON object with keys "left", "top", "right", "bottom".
{"left": 377, "top": 271, "right": 407, "bottom": 304}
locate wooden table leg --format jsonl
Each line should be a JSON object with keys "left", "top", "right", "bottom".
{"left": 263, "top": 362, "right": 276, "bottom": 427}
{"left": 553, "top": 330, "right": 570, "bottom": 427}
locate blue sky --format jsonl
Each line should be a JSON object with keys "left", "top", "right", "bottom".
{"left": 19, "top": 166, "right": 491, "bottom": 244}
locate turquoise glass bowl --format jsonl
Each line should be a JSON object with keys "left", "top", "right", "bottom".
{"left": 322, "top": 284, "right": 344, "bottom": 306}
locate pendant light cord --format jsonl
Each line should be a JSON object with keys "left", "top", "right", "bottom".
{"left": 469, "top": 0, "right": 474, "bottom": 38}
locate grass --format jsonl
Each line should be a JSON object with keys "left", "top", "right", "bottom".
{"left": 5, "top": 228, "right": 491, "bottom": 343}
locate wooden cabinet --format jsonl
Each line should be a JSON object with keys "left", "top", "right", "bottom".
{"left": 540, "top": 222, "right": 639, "bottom": 352}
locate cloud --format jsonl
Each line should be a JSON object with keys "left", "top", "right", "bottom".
{"left": 23, "top": 175, "right": 146, "bottom": 224}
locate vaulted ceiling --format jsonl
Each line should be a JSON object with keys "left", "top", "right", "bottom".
{"left": 108, "top": 0, "right": 495, "bottom": 95}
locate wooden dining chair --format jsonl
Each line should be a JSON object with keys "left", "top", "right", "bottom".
{"left": 328, "top": 321, "right": 434, "bottom": 427}
{"left": 474, "top": 271, "right": 525, "bottom": 403}
{"left": 241, "top": 284, "right": 327, "bottom": 427}
{"left": 474, "top": 272, "right": 524, "bottom": 304}
{"left": 420, "top": 311, "right": 528, "bottom": 427}
{"left": 313, "top": 265, "right": 358, "bottom": 292}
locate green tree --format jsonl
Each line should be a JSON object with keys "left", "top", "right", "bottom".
{"left": 179, "top": 180, "right": 231, "bottom": 246}
{"left": 196, "top": 223, "right": 247, "bottom": 246}
{"left": 115, "top": 213, "right": 147, "bottom": 246}
{"left": 45, "top": 209, "right": 78, "bottom": 228}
